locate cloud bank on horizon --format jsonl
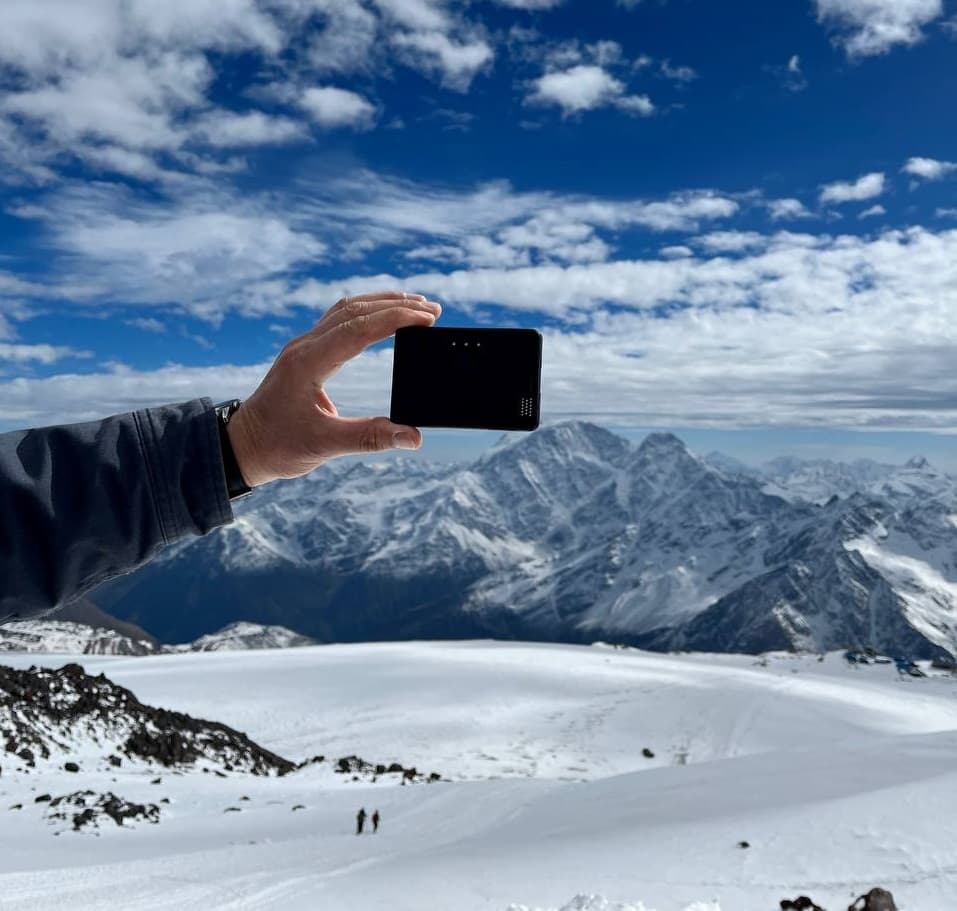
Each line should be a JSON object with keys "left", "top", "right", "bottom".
{"left": 1, "top": 0, "right": 957, "bottom": 437}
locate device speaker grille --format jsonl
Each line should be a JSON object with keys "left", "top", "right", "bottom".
{"left": 520, "top": 396, "right": 533, "bottom": 417}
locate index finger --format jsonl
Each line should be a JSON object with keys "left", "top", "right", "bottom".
{"left": 309, "top": 305, "right": 438, "bottom": 374}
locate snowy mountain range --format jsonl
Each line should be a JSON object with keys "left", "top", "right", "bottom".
{"left": 0, "top": 618, "right": 316, "bottom": 656}
{"left": 88, "top": 422, "right": 957, "bottom": 659}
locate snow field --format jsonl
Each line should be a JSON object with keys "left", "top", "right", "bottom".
{"left": 2, "top": 642, "right": 957, "bottom": 909}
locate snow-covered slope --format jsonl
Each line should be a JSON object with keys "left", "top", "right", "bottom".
{"left": 0, "top": 620, "right": 157, "bottom": 656}
{"left": 163, "top": 621, "right": 317, "bottom": 652}
{"left": 1, "top": 642, "right": 957, "bottom": 910}
{"left": 94, "top": 421, "right": 957, "bottom": 659}
{"left": 0, "top": 618, "right": 316, "bottom": 656}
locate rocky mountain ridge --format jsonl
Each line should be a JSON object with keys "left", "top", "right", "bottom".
{"left": 84, "top": 421, "right": 957, "bottom": 658}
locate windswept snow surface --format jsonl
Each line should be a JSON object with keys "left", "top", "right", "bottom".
{"left": 2, "top": 642, "right": 957, "bottom": 909}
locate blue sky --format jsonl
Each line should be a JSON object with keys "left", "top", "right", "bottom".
{"left": 2, "top": 0, "right": 957, "bottom": 468}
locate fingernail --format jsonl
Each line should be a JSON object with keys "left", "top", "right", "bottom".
{"left": 393, "top": 431, "right": 418, "bottom": 449}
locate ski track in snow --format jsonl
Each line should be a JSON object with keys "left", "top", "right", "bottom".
{"left": 2, "top": 642, "right": 957, "bottom": 909}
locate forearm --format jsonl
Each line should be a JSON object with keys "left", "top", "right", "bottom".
{"left": 0, "top": 398, "right": 232, "bottom": 622}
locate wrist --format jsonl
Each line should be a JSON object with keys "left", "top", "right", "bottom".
{"left": 224, "top": 403, "right": 272, "bottom": 489}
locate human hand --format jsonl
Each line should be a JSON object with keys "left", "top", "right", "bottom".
{"left": 226, "top": 290, "right": 441, "bottom": 488}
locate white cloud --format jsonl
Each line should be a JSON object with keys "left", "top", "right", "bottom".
{"left": 192, "top": 110, "right": 306, "bottom": 146}
{"left": 299, "top": 87, "right": 377, "bottom": 129}
{"left": 694, "top": 231, "right": 768, "bottom": 253}
{"left": 493, "top": 0, "right": 564, "bottom": 7}
{"left": 306, "top": 0, "right": 379, "bottom": 74}
{"left": 7, "top": 170, "right": 742, "bottom": 321}
{"left": 125, "top": 317, "right": 167, "bottom": 333}
{"left": 820, "top": 171, "right": 885, "bottom": 204}
{"left": 859, "top": 204, "right": 887, "bottom": 219}
{"left": 660, "top": 60, "right": 697, "bottom": 83}
{"left": 767, "top": 198, "right": 813, "bottom": 221}
{"left": 903, "top": 157, "right": 957, "bottom": 181}
{"left": 11, "top": 226, "right": 957, "bottom": 433}
{"left": 530, "top": 65, "right": 654, "bottom": 116}
{"left": 390, "top": 30, "right": 493, "bottom": 91}
{"left": 0, "top": 0, "right": 504, "bottom": 184}
{"left": 815, "top": 0, "right": 944, "bottom": 57}
{"left": 13, "top": 181, "right": 326, "bottom": 319}
{"left": 660, "top": 245, "right": 693, "bottom": 259}
{"left": 0, "top": 343, "right": 89, "bottom": 364}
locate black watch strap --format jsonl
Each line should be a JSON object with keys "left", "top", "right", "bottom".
{"left": 214, "top": 400, "right": 253, "bottom": 501}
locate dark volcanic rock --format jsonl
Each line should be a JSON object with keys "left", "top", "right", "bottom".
{"left": 314, "top": 753, "right": 440, "bottom": 784}
{"left": 0, "top": 663, "right": 294, "bottom": 776}
{"left": 46, "top": 790, "right": 160, "bottom": 831}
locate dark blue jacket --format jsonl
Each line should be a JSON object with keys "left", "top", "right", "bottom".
{"left": 0, "top": 399, "right": 233, "bottom": 623}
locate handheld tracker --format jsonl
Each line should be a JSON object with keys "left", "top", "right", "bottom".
{"left": 390, "top": 326, "right": 542, "bottom": 431}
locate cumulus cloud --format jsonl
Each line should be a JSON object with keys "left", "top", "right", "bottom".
{"left": 820, "top": 171, "right": 886, "bottom": 204}
{"left": 903, "top": 157, "right": 957, "bottom": 181}
{"left": 815, "top": 0, "right": 944, "bottom": 57}
{"left": 859, "top": 204, "right": 887, "bottom": 219}
{"left": 299, "top": 87, "right": 378, "bottom": 128}
{"left": 767, "top": 198, "right": 813, "bottom": 221}
{"left": 530, "top": 65, "right": 654, "bottom": 116}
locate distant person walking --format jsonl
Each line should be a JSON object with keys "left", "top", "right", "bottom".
{"left": 356, "top": 807, "right": 367, "bottom": 835}
{"left": 372, "top": 809, "right": 380, "bottom": 833}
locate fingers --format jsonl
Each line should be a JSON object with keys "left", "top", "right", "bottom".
{"left": 314, "top": 295, "right": 441, "bottom": 338}
{"left": 324, "top": 415, "right": 422, "bottom": 455}
{"left": 315, "top": 291, "right": 429, "bottom": 329}
{"left": 310, "top": 305, "right": 438, "bottom": 370}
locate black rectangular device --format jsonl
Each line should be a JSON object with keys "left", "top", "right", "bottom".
{"left": 390, "top": 326, "right": 542, "bottom": 431}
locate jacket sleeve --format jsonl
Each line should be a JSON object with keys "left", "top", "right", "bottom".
{"left": 0, "top": 398, "right": 233, "bottom": 623}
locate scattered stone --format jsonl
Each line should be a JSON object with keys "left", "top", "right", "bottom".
{"left": 9, "top": 804, "right": 21, "bottom": 811}
{"left": 64, "top": 762, "right": 79, "bottom": 773}
{"left": 34, "top": 794, "right": 51, "bottom": 803}
{"left": 109, "top": 756, "right": 122, "bottom": 768}
{"left": 737, "top": 840, "right": 750, "bottom": 849}
{"left": 240, "top": 795, "right": 250, "bottom": 801}
{"left": 224, "top": 806, "right": 241, "bottom": 813}
{"left": 642, "top": 748, "right": 655, "bottom": 759}
{"left": 291, "top": 804, "right": 305, "bottom": 811}
{"left": 780, "top": 897, "right": 825, "bottom": 911}
{"left": 214, "top": 770, "right": 227, "bottom": 778}
{"left": 160, "top": 798, "right": 170, "bottom": 804}
{"left": 150, "top": 778, "right": 161, "bottom": 785}
{"left": 848, "top": 888, "right": 898, "bottom": 911}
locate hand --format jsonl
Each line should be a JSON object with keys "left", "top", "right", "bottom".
{"left": 226, "top": 290, "right": 441, "bottom": 488}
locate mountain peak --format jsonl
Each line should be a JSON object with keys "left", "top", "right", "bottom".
{"left": 905, "top": 456, "right": 930, "bottom": 470}
{"left": 480, "top": 419, "right": 630, "bottom": 467}
{"left": 636, "top": 432, "right": 692, "bottom": 457}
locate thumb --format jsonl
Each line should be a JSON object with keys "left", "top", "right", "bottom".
{"left": 335, "top": 416, "right": 422, "bottom": 453}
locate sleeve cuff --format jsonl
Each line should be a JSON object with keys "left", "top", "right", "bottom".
{"left": 136, "top": 397, "right": 234, "bottom": 544}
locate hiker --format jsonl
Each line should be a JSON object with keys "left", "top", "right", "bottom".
{"left": 372, "top": 809, "right": 380, "bottom": 833}
{"left": 0, "top": 292, "right": 441, "bottom": 623}
{"left": 356, "top": 807, "right": 367, "bottom": 835}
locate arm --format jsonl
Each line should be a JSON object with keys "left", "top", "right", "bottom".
{"left": 0, "top": 399, "right": 232, "bottom": 623}
{"left": 1, "top": 290, "right": 441, "bottom": 622}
